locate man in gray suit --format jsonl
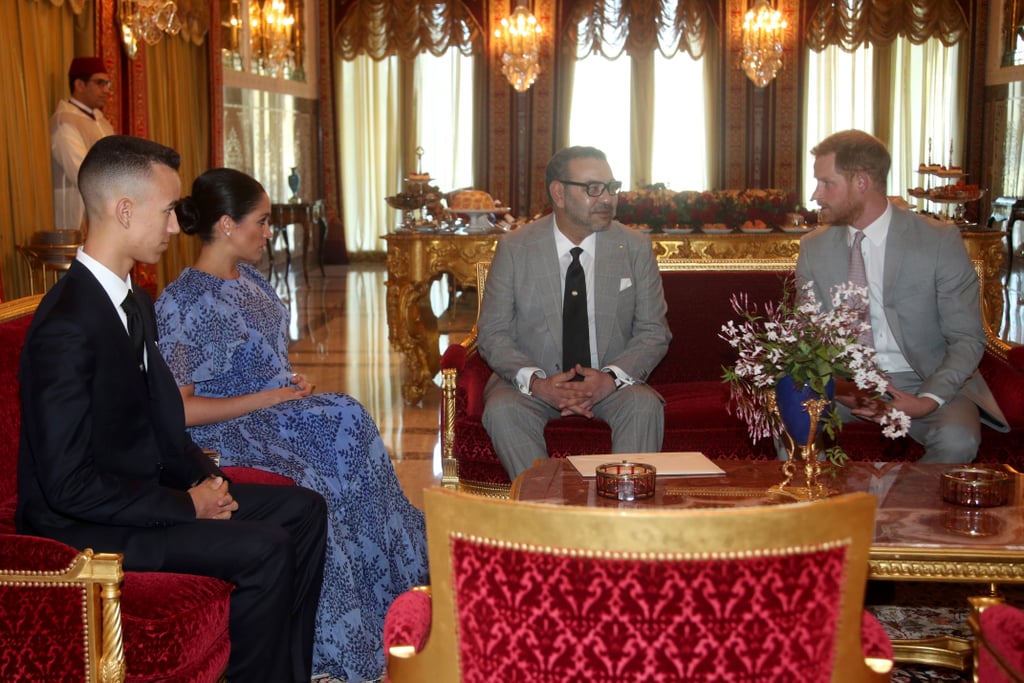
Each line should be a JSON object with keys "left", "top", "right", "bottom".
{"left": 798, "top": 130, "right": 1008, "bottom": 463}
{"left": 478, "top": 146, "right": 672, "bottom": 478}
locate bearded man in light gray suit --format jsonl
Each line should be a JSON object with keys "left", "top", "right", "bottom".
{"left": 478, "top": 146, "right": 672, "bottom": 478}
{"left": 798, "top": 130, "right": 1008, "bottom": 463}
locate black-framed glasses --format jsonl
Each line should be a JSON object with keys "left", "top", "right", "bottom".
{"left": 89, "top": 78, "right": 113, "bottom": 88}
{"left": 559, "top": 179, "right": 622, "bottom": 197}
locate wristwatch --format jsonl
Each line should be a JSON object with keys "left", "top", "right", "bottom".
{"left": 605, "top": 369, "right": 624, "bottom": 390}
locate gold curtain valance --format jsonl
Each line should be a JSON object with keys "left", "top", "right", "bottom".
{"left": 29, "top": 0, "right": 86, "bottom": 12}
{"left": 806, "top": 0, "right": 968, "bottom": 52}
{"left": 570, "top": 0, "right": 715, "bottom": 60}
{"left": 173, "top": 0, "right": 210, "bottom": 46}
{"left": 335, "top": 0, "right": 481, "bottom": 61}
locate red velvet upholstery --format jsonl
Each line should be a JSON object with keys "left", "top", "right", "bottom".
{"left": 222, "top": 465, "right": 296, "bottom": 486}
{"left": 974, "top": 603, "right": 1024, "bottom": 683}
{"left": 0, "top": 534, "right": 90, "bottom": 682}
{"left": 383, "top": 590, "right": 433, "bottom": 658}
{"left": 385, "top": 488, "right": 891, "bottom": 682}
{"left": 0, "top": 296, "right": 296, "bottom": 683}
{"left": 121, "top": 573, "right": 233, "bottom": 682}
{"left": 452, "top": 538, "right": 851, "bottom": 680}
{"left": 444, "top": 264, "right": 1024, "bottom": 492}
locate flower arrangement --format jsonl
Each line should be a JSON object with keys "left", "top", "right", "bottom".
{"left": 615, "top": 188, "right": 810, "bottom": 230}
{"left": 720, "top": 278, "right": 911, "bottom": 465}
{"left": 613, "top": 187, "right": 679, "bottom": 230}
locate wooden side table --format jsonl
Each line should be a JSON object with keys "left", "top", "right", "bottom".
{"left": 267, "top": 200, "right": 326, "bottom": 282}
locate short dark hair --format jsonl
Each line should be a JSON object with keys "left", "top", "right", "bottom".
{"left": 176, "top": 168, "right": 267, "bottom": 243}
{"left": 78, "top": 135, "right": 181, "bottom": 212}
{"left": 545, "top": 146, "right": 608, "bottom": 202}
{"left": 810, "top": 130, "right": 890, "bottom": 188}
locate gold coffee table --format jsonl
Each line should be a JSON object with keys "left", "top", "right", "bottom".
{"left": 512, "top": 458, "right": 1024, "bottom": 673}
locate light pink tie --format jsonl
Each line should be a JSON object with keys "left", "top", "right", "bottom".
{"left": 848, "top": 231, "right": 873, "bottom": 347}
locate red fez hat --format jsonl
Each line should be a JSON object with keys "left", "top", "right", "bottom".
{"left": 68, "top": 57, "right": 108, "bottom": 79}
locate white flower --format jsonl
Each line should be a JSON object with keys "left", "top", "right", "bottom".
{"left": 722, "top": 276, "right": 912, "bottom": 455}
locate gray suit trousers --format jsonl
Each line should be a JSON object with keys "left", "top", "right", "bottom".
{"left": 482, "top": 379, "right": 665, "bottom": 479}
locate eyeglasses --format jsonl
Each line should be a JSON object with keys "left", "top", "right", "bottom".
{"left": 559, "top": 179, "right": 622, "bottom": 197}
{"left": 89, "top": 78, "right": 113, "bottom": 89}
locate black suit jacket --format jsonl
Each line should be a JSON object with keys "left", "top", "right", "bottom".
{"left": 17, "top": 260, "right": 221, "bottom": 568}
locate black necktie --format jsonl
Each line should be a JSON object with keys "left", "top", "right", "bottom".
{"left": 562, "top": 246, "right": 591, "bottom": 376}
{"left": 121, "top": 291, "right": 145, "bottom": 372}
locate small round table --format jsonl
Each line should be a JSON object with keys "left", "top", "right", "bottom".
{"left": 17, "top": 231, "right": 82, "bottom": 294}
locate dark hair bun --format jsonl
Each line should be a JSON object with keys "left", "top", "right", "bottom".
{"left": 175, "top": 196, "right": 200, "bottom": 233}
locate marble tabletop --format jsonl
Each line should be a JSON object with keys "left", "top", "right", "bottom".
{"left": 511, "top": 458, "right": 1024, "bottom": 583}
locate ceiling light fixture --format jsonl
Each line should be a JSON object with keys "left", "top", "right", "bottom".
{"left": 494, "top": 4, "right": 543, "bottom": 92}
{"left": 741, "top": 0, "right": 787, "bottom": 88}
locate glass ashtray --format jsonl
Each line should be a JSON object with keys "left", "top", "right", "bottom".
{"left": 596, "top": 462, "right": 656, "bottom": 502}
{"left": 941, "top": 467, "right": 1009, "bottom": 507}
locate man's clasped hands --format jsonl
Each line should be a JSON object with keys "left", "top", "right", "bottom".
{"left": 530, "top": 364, "right": 617, "bottom": 418}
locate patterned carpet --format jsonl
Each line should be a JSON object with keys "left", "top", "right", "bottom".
{"left": 867, "top": 581, "right": 1024, "bottom": 682}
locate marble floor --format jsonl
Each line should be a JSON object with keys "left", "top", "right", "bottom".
{"left": 274, "top": 260, "right": 459, "bottom": 510}
{"left": 274, "top": 248, "right": 1024, "bottom": 513}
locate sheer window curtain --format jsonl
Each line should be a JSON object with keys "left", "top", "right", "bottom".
{"left": 413, "top": 52, "right": 476, "bottom": 193}
{"left": 337, "top": 55, "right": 401, "bottom": 255}
{"left": 887, "top": 38, "right": 962, "bottom": 200}
{"left": 1005, "top": 81, "right": 1024, "bottom": 198}
{"left": 337, "top": 50, "right": 475, "bottom": 255}
{"left": 569, "top": 53, "right": 707, "bottom": 190}
{"left": 803, "top": 44, "right": 875, "bottom": 203}
{"left": 803, "top": 38, "right": 961, "bottom": 205}
{"left": 569, "top": 51, "right": 708, "bottom": 191}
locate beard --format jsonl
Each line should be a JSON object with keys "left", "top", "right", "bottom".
{"left": 818, "top": 196, "right": 865, "bottom": 226}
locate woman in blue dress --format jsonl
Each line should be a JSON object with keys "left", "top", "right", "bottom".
{"left": 156, "top": 168, "right": 428, "bottom": 682}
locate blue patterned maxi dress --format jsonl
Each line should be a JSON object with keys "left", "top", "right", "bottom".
{"left": 155, "top": 264, "right": 428, "bottom": 681}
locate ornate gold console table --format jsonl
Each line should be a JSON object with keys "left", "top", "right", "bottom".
{"left": 384, "top": 229, "right": 1006, "bottom": 404}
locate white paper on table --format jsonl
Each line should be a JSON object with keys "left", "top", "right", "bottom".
{"left": 566, "top": 452, "right": 726, "bottom": 478}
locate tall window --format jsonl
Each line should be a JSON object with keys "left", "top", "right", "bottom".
{"left": 651, "top": 52, "right": 707, "bottom": 190}
{"left": 338, "top": 49, "right": 476, "bottom": 254}
{"left": 568, "top": 0, "right": 710, "bottom": 190}
{"left": 569, "top": 55, "right": 631, "bottom": 184}
{"left": 803, "top": 44, "right": 874, "bottom": 202}
{"left": 414, "top": 51, "right": 476, "bottom": 191}
{"left": 803, "top": 37, "right": 961, "bottom": 206}
{"left": 569, "top": 53, "right": 707, "bottom": 190}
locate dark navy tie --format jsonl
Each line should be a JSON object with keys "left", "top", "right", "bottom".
{"left": 562, "top": 247, "right": 591, "bottom": 376}
{"left": 121, "top": 291, "right": 145, "bottom": 372}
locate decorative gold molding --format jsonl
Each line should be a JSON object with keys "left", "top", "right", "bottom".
{"left": 869, "top": 554, "right": 1024, "bottom": 582}
{"left": 0, "top": 548, "right": 126, "bottom": 683}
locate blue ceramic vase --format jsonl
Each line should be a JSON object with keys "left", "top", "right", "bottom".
{"left": 287, "top": 167, "right": 300, "bottom": 200}
{"left": 774, "top": 375, "right": 835, "bottom": 446}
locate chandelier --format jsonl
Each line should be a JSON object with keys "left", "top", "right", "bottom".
{"left": 494, "top": 4, "right": 543, "bottom": 92}
{"left": 250, "top": 0, "right": 298, "bottom": 78}
{"left": 741, "top": 0, "right": 787, "bottom": 88}
{"left": 119, "top": 0, "right": 182, "bottom": 59}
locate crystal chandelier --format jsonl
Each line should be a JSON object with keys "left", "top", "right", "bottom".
{"left": 494, "top": 4, "right": 543, "bottom": 92}
{"left": 741, "top": 0, "right": 787, "bottom": 88}
{"left": 250, "top": 0, "right": 297, "bottom": 78}
{"left": 119, "top": 0, "right": 182, "bottom": 59}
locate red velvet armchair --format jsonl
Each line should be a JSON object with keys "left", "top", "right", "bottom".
{"left": 970, "top": 603, "right": 1024, "bottom": 682}
{"left": 384, "top": 488, "right": 893, "bottom": 682}
{"left": 440, "top": 258, "right": 1024, "bottom": 497}
{"left": 0, "top": 294, "right": 294, "bottom": 682}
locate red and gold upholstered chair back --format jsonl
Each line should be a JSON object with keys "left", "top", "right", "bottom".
{"left": 386, "top": 488, "right": 892, "bottom": 682}
{"left": 970, "top": 603, "right": 1024, "bottom": 682}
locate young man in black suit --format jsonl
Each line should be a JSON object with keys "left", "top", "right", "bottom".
{"left": 17, "top": 135, "right": 328, "bottom": 682}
